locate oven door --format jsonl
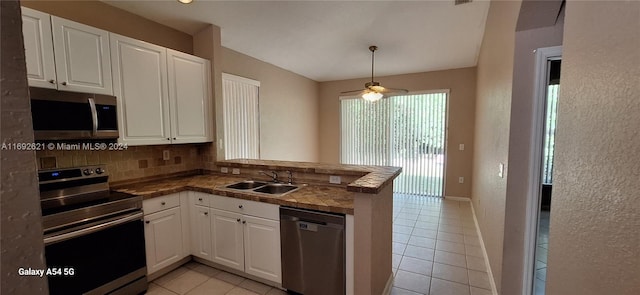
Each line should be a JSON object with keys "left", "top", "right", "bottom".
{"left": 44, "top": 212, "right": 147, "bottom": 295}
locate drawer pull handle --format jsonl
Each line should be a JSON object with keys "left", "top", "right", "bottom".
{"left": 198, "top": 198, "right": 203, "bottom": 201}
{"left": 204, "top": 212, "right": 208, "bottom": 216}
{"left": 61, "top": 81, "right": 67, "bottom": 85}
{"left": 48, "top": 79, "right": 55, "bottom": 84}
{"left": 145, "top": 221, "right": 150, "bottom": 224}
{"left": 242, "top": 220, "right": 246, "bottom": 224}
{"left": 236, "top": 218, "right": 241, "bottom": 222}
{"left": 161, "top": 202, "right": 166, "bottom": 206}
{"left": 238, "top": 205, "right": 243, "bottom": 209}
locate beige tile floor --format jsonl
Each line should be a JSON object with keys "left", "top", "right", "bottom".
{"left": 145, "top": 261, "right": 286, "bottom": 295}
{"left": 147, "top": 195, "right": 493, "bottom": 295}
{"left": 391, "top": 194, "right": 493, "bottom": 295}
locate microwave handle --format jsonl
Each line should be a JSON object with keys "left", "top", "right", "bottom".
{"left": 88, "top": 98, "right": 98, "bottom": 136}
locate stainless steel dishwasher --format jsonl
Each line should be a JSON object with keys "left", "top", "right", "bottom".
{"left": 280, "top": 207, "right": 345, "bottom": 295}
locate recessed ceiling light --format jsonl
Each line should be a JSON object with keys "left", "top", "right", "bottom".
{"left": 177, "top": 0, "right": 193, "bottom": 4}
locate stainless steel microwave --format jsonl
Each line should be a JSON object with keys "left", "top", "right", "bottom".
{"left": 29, "top": 87, "right": 119, "bottom": 140}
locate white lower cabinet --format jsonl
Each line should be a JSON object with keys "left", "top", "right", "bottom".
{"left": 210, "top": 208, "right": 245, "bottom": 270}
{"left": 190, "top": 204, "right": 212, "bottom": 260}
{"left": 242, "top": 215, "right": 281, "bottom": 283}
{"left": 143, "top": 193, "right": 189, "bottom": 275}
{"left": 189, "top": 193, "right": 282, "bottom": 284}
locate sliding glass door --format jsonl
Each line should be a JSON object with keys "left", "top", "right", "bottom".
{"left": 341, "top": 91, "right": 448, "bottom": 197}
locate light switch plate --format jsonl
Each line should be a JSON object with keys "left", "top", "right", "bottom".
{"left": 162, "top": 150, "right": 170, "bottom": 161}
{"left": 221, "top": 167, "right": 229, "bottom": 173}
{"left": 459, "top": 144, "right": 465, "bottom": 151}
{"left": 499, "top": 163, "right": 505, "bottom": 178}
{"left": 329, "top": 175, "right": 341, "bottom": 184}
{"left": 232, "top": 168, "right": 240, "bottom": 175}
{"left": 458, "top": 177, "right": 464, "bottom": 184}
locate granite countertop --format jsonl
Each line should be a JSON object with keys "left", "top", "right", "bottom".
{"left": 217, "top": 159, "right": 402, "bottom": 194}
{"left": 112, "top": 174, "right": 357, "bottom": 214}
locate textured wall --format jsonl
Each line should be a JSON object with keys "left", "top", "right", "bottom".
{"left": 546, "top": 1, "right": 640, "bottom": 294}
{"left": 319, "top": 67, "right": 477, "bottom": 198}
{"left": 470, "top": 1, "right": 521, "bottom": 291}
{"left": 0, "top": 1, "right": 49, "bottom": 293}
{"left": 222, "top": 48, "right": 320, "bottom": 162}
{"left": 502, "top": 3, "right": 564, "bottom": 293}
{"left": 21, "top": 0, "right": 193, "bottom": 54}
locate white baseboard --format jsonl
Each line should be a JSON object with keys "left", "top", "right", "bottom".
{"left": 470, "top": 202, "right": 499, "bottom": 295}
{"left": 444, "top": 195, "right": 471, "bottom": 202}
{"left": 382, "top": 272, "right": 394, "bottom": 295}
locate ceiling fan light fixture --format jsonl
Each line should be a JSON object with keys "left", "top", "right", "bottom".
{"left": 362, "top": 91, "right": 383, "bottom": 102}
{"left": 177, "top": 0, "right": 193, "bottom": 4}
{"left": 340, "top": 45, "right": 408, "bottom": 102}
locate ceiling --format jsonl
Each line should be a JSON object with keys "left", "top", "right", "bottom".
{"left": 103, "top": 0, "right": 490, "bottom": 82}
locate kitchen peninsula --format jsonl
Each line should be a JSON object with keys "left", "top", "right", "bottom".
{"left": 113, "top": 159, "right": 401, "bottom": 295}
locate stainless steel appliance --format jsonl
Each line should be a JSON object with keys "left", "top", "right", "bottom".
{"left": 280, "top": 207, "right": 345, "bottom": 295}
{"left": 39, "top": 165, "right": 146, "bottom": 295}
{"left": 29, "top": 87, "right": 118, "bottom": 140}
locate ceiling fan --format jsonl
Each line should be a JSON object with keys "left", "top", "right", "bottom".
{"left": 340, "top": 45, "right": 408, "bottom": 102}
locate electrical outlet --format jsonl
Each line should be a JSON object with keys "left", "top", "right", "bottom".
{"left": 329, "top": 175, "right": 341, "bottom": 184}
{"left": 221, "top": 167, "right": 229, "bottom": 173}
{"left": 162, "top": 150, "right": 170, "bottom": 161}
{"left": 459, "top": 144, "right": 465, "bottom": 151}
{"left": 458, "top": 177, "right": 464, "bottom": 184}
{"left": 232, "top": 168, "right": 240, "bottom": 175}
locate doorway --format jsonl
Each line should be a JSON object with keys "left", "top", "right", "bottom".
{"left": 526, "top": 46, "right": 562, "bottom": 295}
{"left": 340, "top": 91, "right": 448, "bottom": 197}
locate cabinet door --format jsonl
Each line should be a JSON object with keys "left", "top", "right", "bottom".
{"left": 191, "top": 205, "right": 212, "bottom": 260}
{"left": 111, "top": 33, "right": 171, "bottom": 145}
{"left": 243, "top": 215, "right": 282, "bottom": 283}
{"left": 210, "top": 208, "right": 244, "bottom": 271}
{"left": 167, "top": 49, "right": 212, "bottom": 143}
{"left": 51, "top": 16, "right": 112, "bottom": 95}
{"left": 144, "top": 207, "right": 184, "bottom": 275}
{"left": 21, "top": 7, "right": 56, "bottom": 89}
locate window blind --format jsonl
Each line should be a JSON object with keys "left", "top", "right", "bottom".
{"left": 222, "top": 73, "right": 260, "bottom": 160}
{"left": 341, "top": 91, "right": 448, "bottom": 197}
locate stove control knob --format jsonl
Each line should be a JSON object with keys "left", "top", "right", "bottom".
{"left": 95, "top": 168, "right": 104, "bottom": 174}
{"left": 83, "top": 169, "right": 94, "bottom": 176}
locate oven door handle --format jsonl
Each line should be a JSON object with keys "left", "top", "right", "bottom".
{"left": 44, "top": 211, "right": 144, "bottom": 245}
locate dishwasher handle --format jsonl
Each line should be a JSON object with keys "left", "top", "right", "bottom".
{"left": 280, "top": 215, "right": 327, "bottom": 226}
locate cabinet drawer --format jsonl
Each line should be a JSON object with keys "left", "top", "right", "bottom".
{"left": 191, "top": 192, "right": 210, "bottom": 207}
{"left": 210, "top": 194, "right": 279, "bottom": 220}
{"left": 143, "top": 194, "right": 180, "bottom": 215}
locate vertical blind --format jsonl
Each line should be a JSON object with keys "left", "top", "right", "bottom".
{"left": 542, "top": 84, "right": 559, "bottom": 184}
{"left": 341, "top": 92, "right": 448, "bottom": 197}
{"left": 222, "top": 73, "right": 260, "bottom": 160}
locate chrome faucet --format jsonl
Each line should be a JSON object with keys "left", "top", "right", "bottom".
{"left": 285, "top": 170, "right": 293, "bottom": 184}
{"left": 259, "top": 170, "right": 279, "bottom": 183}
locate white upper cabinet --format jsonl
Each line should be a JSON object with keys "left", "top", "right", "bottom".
{"left": 50, "top": 16, "right": 113, "bottom": 95}
{"left": 167, "top": 49, "right": 212, "bottom": 143}
{"left": 110, "top": 33, "right": 171, "bottom": 145}
{"left": 21, "top": 7, "right": 113, "bottom": 95}
{"left": 111, "top": 35, "right": 212, "bottom": 146}
{"left": 21, "top": 7, "right": 56, "bottom": 89}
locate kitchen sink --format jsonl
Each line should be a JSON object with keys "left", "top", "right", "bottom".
{"left": 225, "top": 181, "right": 267, "bottom": 190}
{"left": 225, "top": 181, "right": 300, "bottom": 196}
{"left": 253, "top": 183, "right": 299, "bottom": 195}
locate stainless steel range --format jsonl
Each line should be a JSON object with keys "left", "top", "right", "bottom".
{"left": 39, "top": 164, "right": 147, "bottom": 295}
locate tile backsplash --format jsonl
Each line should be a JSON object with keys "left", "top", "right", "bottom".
{"left": 36, "top": 144, "right": 204, "bottom": 182}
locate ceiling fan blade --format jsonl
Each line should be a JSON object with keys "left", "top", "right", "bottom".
{"left": 339, "top": 89, "right": 367, "bottom": 98}
{"left": 378, "top": 86, "right": 409, "bottom": 97}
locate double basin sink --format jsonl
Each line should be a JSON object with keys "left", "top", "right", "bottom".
{"left": 225, "top": 180, "right": 300, "bottom": 196}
